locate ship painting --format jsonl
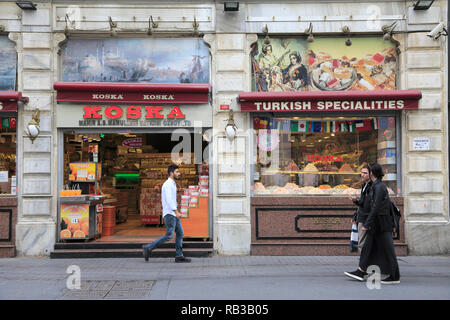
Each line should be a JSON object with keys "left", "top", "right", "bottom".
{"left": 62, "top": 38, "right": 209, "bottom": 84}
{"left": 0, "top": 37, "right": 17, "bottom": 90}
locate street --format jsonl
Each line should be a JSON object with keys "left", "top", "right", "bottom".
{"left": 0, "top": 255, "right": 449, "bottom": 300}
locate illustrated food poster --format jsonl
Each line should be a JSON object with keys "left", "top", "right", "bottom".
{"left": 251, "top": 37, "right": 397, "bottom": 92}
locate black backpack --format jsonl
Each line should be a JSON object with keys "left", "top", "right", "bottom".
{"left": 389, "top": 200, "right": 401, "bottom": 234}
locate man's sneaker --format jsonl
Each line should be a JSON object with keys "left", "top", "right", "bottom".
{"left": 142, "top": 245, "right": 150, "bottom": 262}
{"left": 344, "top": 269, "right": 367, "bottom": 281}
{"left": 381, "top": 276, "right": 400, "bottom": 284}
{"left": 175, "top": 256, "right": 191, "bottom": 263}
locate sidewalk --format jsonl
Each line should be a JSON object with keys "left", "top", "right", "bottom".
{"left": 0, "top": 255, "right": 449, "bottom": 300}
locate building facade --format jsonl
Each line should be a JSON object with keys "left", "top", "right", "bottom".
{"left": 0, "top": 0, "right": 448, "bottom": 257}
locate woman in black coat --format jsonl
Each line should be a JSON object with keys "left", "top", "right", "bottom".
{"left": 345, "top": 163, "right": 400, "bottom": 284}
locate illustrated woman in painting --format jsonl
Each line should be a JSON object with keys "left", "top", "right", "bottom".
{"left": 282, "top": 52, "right": 309, "bottom": 91}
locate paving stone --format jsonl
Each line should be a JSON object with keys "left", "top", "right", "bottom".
{"left": 61, "top": 289, "right": 109, "bottom": 299}
{"left": 112, "top": 280, "right": 154, "bottom": 290}
{"left": 80, "top": 280, "right": 116, "bottom": 291}
{"left": 104, "top": 288, "right": 151, "bottom": 299}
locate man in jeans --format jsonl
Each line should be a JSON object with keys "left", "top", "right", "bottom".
{"left": 142, "top": 164, "right": 191, "bottom": 263}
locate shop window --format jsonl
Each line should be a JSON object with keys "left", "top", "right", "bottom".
{"left": 0, "top": 36, "right": 18, "bottom": 195}
{"left": 252, "top": 116, "right": 398, "bottom": 196}
{"left": 61, "top": 38, "right": 209, "bottom": 84}
{"left": 0, "top": 116, "right": 17, "bottom": 195}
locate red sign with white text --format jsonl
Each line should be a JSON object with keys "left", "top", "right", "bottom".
{"left": 54, "top": 82, "right": 210, "bottom": 104}
{"left": 83, "top": 105, "right": 186, "bottom": 120}
{"left": 239, "top": 90, "right": 421, "bottom": 112}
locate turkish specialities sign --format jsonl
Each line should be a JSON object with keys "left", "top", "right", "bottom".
{"left": 56, "top": 103, "right": 212, "bottom": 128}
{"left": 241, "top": 99, "right": 416, "bottom": 112}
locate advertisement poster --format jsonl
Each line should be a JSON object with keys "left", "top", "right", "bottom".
{"left": 0, "top": 36, "right": 17, "bottom": 91}
{"left": 60, "top": 204, "right": 89, "bottom": 239}
{"left": 62, "top": 38, "right": 209, "bottom": 84}
{"left": 69, "top": 162, "right": 98, "bottom": 181}
{"left": 251, "top": 37, "right": 397, "bottom": 92}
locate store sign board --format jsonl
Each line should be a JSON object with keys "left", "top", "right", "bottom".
{"left": 239, "top": 90, "right": 421, "bottom": 113}
{"left": 54, "top": 83, "right": 211, "bottom": 104}
{"left": 56, "top": 103, "right": 212, "bottom": 128}
{"left": 56, "top": 90, "right": 209, "bottom": 104}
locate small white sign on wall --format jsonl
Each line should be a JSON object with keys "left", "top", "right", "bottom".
{"left": 413, "top": 138, "right": 430, "bottom": 151}
{"left": 0, "top": 171, "right": 8, "bottom": 182}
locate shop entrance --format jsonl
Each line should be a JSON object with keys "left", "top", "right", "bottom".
{"left": 60, "top": 131, "right": 211, "bottom": 244}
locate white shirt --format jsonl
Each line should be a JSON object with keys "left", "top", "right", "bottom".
{"left": 161, "top": 178, "right": 177, "bottom": 217}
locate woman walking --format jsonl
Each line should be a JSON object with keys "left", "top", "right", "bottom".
{"left": 345, "top": 163, "right": 400, "bottom": 284}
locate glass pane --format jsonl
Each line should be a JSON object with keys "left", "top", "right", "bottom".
{"left": 0, "top": 118, "right": 17, "bottom": 195}
{"left": 252, "top": 116, "right": 398, "bottom": 196}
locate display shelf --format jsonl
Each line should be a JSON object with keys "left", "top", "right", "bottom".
{"left": 378, "top": 141, "right": 396, "bottom": 150}
{"left": 378, "top": 158, "right": 396, "bottom": 165}
{"left": 384, "top": 173, "right": 397, "bottom": 181}
{"left": 261, "top": 170, "right": 361, "bottom": 175}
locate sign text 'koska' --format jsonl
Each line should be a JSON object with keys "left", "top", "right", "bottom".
{"left": 83, "top": 105, "right": 186, "bottom": 120}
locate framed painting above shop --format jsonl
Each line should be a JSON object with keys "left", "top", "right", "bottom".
{"left": 251, "top": 37, "right": 397, "bottom": 92}
{"left": 0, "top": 36, "right": 17, "bottom": 91}
{"left": 61, "top": 38, "right": 209, "bottom": 84}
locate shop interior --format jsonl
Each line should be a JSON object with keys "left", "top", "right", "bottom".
{"left": 253, "top": 116, "right": 398, "bottom": 196}
{"left": 0, "top": 119, "right": 16, "bottom": 195}
{"left": 61, "top": 132, "right": 209, "bottom": 243}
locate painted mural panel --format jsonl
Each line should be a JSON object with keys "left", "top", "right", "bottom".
{"left": 251, "top": 37, "right": 397, "bottom": 92}
{"left": 0, "top": 37, "right": 17, "bottom": 91}
{"left": 62, "top": 38, "right": 209, "bottom": 84}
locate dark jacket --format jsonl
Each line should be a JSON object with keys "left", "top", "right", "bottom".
{"left": 364, "top": 179, "right": 393, "bottom": 233}
{"left": 352, "top": 181, "right": 372, "bottom": 223}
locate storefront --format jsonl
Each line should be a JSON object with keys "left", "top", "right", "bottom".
{"left": 4, "top": 0, "right": 447, "bottom": 257}
{"left": 239, "top": 36, "right": 422, "bottom": 255}
{"left": 0, "top": 91, "right": 26, "bottom": 257}
{"left": 53, "top": 38, "right": 212, "bottom": 245}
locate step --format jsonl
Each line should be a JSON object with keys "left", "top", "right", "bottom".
{"left": 50, "top": 247, "right": 213, "bottom": 259}
{"left": 251, "top": 242, "right": 408, "bottom": 256}
{"left": 54, "top": 240, "right": 213, "bottom": 250}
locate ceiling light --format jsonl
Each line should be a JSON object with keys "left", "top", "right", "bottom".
{"left": 413, "top": 0, "right": 434, "bottom": 10}
{"left": 16, "top": 1, "right": 37, "bottom": 10}
{"left": 224, "top": 2, "right": 239, "bottom": 12}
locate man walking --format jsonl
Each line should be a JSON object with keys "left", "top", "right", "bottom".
{"left": 142, "top": 164, "right": 191, "bottom": 263}
{"left": 349, "top": 165, "right": 372, "bottom": 251}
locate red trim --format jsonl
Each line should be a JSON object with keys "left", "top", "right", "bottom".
{"left": 239, "top": 90, "right": 422, "bottom": 112}
{"left": 54, "top": 82, "right": 211, "bottom": 104}
{"left": 0, "top": 91, "right": 29, "bottom": 113}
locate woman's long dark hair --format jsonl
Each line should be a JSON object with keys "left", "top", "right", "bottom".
{"left": 370, "top": 163, "right": 384, "bottom": 180}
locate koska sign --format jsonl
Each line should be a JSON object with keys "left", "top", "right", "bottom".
{"left": 239, "top": 90, "right": 422, "bottom": 112}
{"left": 83, "top": 105, "right": 185, "bottom": 119}
{"left": 56, "top": 103, "right": 212, "bottom": 128}
{"left": 53, "top": 82, "right": 211, "bottom": 104}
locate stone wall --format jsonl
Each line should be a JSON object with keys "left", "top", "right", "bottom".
{"left": 403, "top": 2, "right": 449, "bottom": 254}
